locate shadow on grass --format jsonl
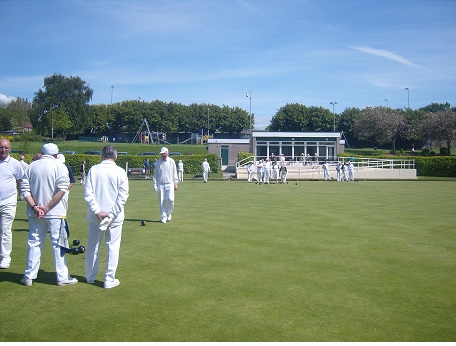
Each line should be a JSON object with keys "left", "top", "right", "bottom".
{"left": 124, "top": 218, "right": 162, "bottom": 224}
{"left": 2, "top": 269, "right": 106, "bottom": 288}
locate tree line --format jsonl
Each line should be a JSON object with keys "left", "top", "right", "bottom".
{"left": 1, "top": 73, "right": 455, "bottom": 153}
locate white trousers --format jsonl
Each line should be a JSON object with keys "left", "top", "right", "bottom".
{"left": 178, "top": 170, "right": 184, "bottom": 182}
{"left": 157, "top": 183, "right": 175, "bottom": 219}
{"left": 257, "top": 170, "right": 263, "bottom": 183}
{"left": 202, "top": 171, "right": 209, "bottom": 182}
{"left": 0, "top": 203, "right": 17, "bottom": 263}
{"left": 24, "top": 217, "right": 70, "bottom": 282}
{"left": 324, "top": 169, "right": 330, "bottom": 180}
{"left": 85, "top": 219, "right": 123, "bottom": 283}
{"left": 263, "top": 169, "right": 270, "bottom": 183}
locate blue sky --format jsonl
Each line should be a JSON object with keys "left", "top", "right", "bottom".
{"left": 1, "top": 0, "right": 455, "bottom": 129}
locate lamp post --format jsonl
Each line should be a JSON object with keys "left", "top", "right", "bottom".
{"left": 111, "top": 85, "right": 114, "bottom": 105}
{"left": 330, "top": 101, "right": 338, "bottom": 132}
{"left": 405, "top": 88, "right": 409, "bottom": 109}
{"left": 207, "top": 108, "right": 210, "bottom": 137}
{"left": 246, "top": 92, "right": 252, "bottom": 136}
{"left": 384, "top": 98, "right": 388, "bottom": 108}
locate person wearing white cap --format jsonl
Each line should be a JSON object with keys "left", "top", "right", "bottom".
{"left": 153, "top": 147, "right": 178, "bottom": 223}
{"left": 0, "top": 138, "right": 24, "bottom": 269}
{"left": 84, "top": 145, "right": 129, "bottom": 289}
{"left": 20, "top": 143, "right": 77, "bottom": 286}
{"left": 201, "top": 158, "right": 211, "bottom": 183}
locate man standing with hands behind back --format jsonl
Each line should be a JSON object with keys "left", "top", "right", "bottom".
{"left": 20, "top": 143, "right": 76, "bottom": 286}
{"left": 153, "top": 147, "right": 178, "bottom": 224}
{"left": 84, "top": 145, "right": 129, "bottom": 289}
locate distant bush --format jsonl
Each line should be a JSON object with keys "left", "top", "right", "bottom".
{"left": 415, "top": 156, "right": 456, "bottom": 177}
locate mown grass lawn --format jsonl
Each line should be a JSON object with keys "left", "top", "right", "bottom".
{"left": 1, "top": 179, "right": 455, "bottom": 341}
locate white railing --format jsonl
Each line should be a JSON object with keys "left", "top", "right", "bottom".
{"left": 237, "top": 157, "right": 415, "bottom": 170}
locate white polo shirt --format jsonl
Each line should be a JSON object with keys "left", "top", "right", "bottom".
{"left": 21, "top": 154, "right": 70, "bottom": 218}
{"left": 0, "top": 155, "right": 24, "bottom": 206}
{"left": 153, "top": 157, "right": 178, "bottom": 185}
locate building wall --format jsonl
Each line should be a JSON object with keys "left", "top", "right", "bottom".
{"left": 208, "top": 141, "right": 250, "bottom": 167}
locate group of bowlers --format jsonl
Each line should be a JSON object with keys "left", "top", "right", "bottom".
{"left": 247, "top": 153, "right": 355, "bottom": 184}
{"left": 247, "top": 155, "right": 288, "bottom": 184}
{"left": 0, "top": 138, "right": 179, "bottom": 289}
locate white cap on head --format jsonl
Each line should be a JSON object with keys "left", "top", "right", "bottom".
{"left": 56, "top": 153, "right": 65, "bottom": 163}
{"left": 42, "top": 143, "right": 59, "bottom": 155}
{"left": 159, "top": 147, "right": 168, "bottom": 154}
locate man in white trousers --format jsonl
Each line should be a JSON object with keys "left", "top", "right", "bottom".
{"left": 153, "top": 147, "right": 178, "bottom": 224}
{"left": 177, "top": 159, "right": 184, "bottom": 182}
{"left": 201, "top": 158, "right": 211, "bottom": 183}
{"left": 20, "top": 143, "right": 76, "bottom": 287}
{"left": 0, "top": 138, "right": 24, "bottom": 269}
{"left": 322, "top": 159, "right": 331, "bottom": 181}
{"left": 247, "top": 161, "right": 254, "bottom": 183}
{"left": 84, "top": 145, "right": 129, "bottom": 289}
{"left": 348, "top": 161, "right": 355, "bottom": 181}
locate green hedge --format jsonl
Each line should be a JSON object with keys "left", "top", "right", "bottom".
{"left": 415, "top": 156, "right": 456, "bottom": 177}
{"left": 10, "top": 153, "right": 219, "bottom": 177}
{"left": 237, "top": 152, "right": 253, "bottom": 163}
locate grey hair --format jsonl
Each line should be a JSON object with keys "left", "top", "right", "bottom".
{"left": 101, "top": 145, "right": 117, "bottom": 159}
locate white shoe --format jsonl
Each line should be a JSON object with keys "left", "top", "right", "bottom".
{"left": 161, "top": 217, "right": 167, "bottom": 224}
{"left": 0, "top": 260, "right": 11, "bottom": 269}
{"left": 167, "top": 214, "right": 172, "bottom": 221}
{"left": 57, "top": 277, "right": 78, "bottom": 286}
{"left": 104, "top": 279, "right": 120, "bottom": 289}
{"left": 21, "top": 276, "right": 33, "bottom": 287}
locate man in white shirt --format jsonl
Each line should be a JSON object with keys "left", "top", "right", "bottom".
{"left": 177, "top": 159, "right": 184, "bottom": 182}
{"left": 84, "top": 145, "right": 129, "bottom": 289}
{"left": 201, "top": 158, "right": 211, "bottom": 183}
{"left": 20, "top": 143, "right": 76, "bottom": 286}
{"left": 247, "top": 161, "right": 254, "bottom": 183}
{"left": 0, "top": 138, "right": 24, "bottom": 269}
{"left": 322, "top": 159, "right": 331, "bottom": 181}
{"left": 348, "top": 161, "right": 355, "bottom": 181}
{"left": 153, "top": 147, "right": 178, "bottom": 224}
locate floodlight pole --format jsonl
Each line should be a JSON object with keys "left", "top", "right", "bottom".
{"left": 330, "top": 101, "right": 338, "bottom": 132}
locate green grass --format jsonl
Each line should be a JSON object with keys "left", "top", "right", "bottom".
{"left": 1, "top": 180, "right": 455, "bottom": 341}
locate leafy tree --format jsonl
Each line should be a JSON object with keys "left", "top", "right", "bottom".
{"left": 7, "top": 97, "right": 31, "bottom": 133}
{"left": 419, "top": 102, "right": 452, "bottom": 113}
{"left": 0, "top": 107, "right": 12, "bottom": 132}
{"left": 353, "top": 107, "right": 406, "bottom": 153}
{"left": 218, "top": 105, "right": 249, "bottom": 134}
{"left": 87, "top": 104, "right": 111, "bottom": 133}
{"left": 420, "top": 109, "right": 456, "bottom": 154}
{"left": 52, "top": 108, "right": 73, "bottom": 140}
{"left": 30, "top": 73, "right": 93, "bottom": 136}
{"left": 269, "top": 103, "right": 333, "bottom": 131}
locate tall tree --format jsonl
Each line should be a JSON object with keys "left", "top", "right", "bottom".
{"left": 353, "top": 107, "right": 406, "bottom": 153}
{"left": 7, "top": 97, "right": 31, "bottom": 133}
{"left": 420, "top": 109, "right": 456, "bottom": 154}
{"left": 52, "top": 108, "right": 73, "bottom": 140}
{"left": 30, "top": 73, "right": 93, "bottom": 136}
{"left": 269, "top": 103, "right": 333, "bottom": 131}
{"left": 0, "top": 107, "right": 12, "bottom": 132}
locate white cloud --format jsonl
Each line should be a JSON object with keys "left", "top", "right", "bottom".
{"left": 349, "top": 46, "right": 423, "bottom": 69}
{"left": 0, "top": 93, "right": 17, "bottom": 105}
